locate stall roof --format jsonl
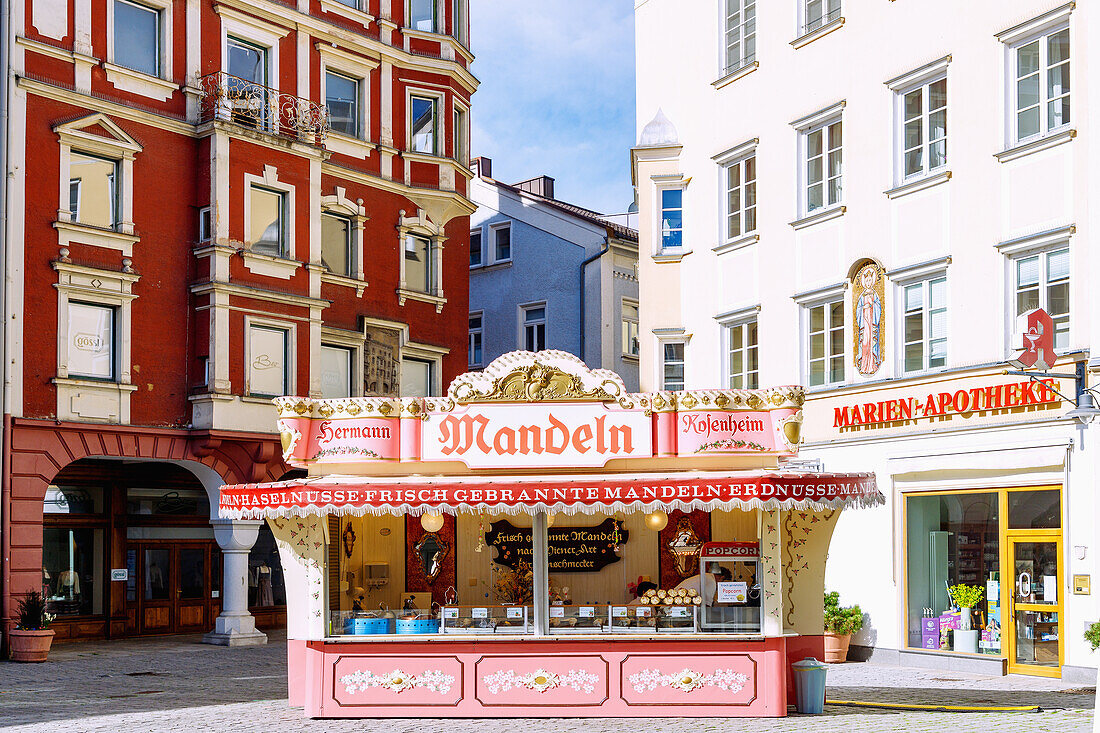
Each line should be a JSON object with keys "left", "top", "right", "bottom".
{"left": 218, "top": 470, "right": 882, "bottom": 520}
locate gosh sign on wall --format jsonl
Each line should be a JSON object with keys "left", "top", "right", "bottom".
{"left": 423, "top": 403, "right": 652, "bottom": 469}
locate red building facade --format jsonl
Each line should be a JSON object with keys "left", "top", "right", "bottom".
{"left": 2, "top": 0, "right": 475, "bottom": 647}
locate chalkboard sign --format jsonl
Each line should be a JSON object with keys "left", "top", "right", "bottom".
{"left": 485, "top": 518, "right": 628, "bottom": 573}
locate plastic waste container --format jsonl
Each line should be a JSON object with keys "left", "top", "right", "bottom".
{"left": 791, "top": 657, "right": 827, "bottom": 714}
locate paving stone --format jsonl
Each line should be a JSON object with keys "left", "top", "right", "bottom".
{"left": 0, "top": 631, "right": 1093, "bottom": 732}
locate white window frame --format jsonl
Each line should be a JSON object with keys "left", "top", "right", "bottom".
{"left": 792, "top": 102, "right": 844, "bottom": 219}
{"left": 799, "top": 0, "right": 841, "bottom": 37}
{"left": 218, "top": 12, "right": 285, "bottom": 98}
{"left": 104, "top": 0, "right": 176, "bottom": 100}
{"left": 793, "top": 282, "right": 846, "bottom": 389}
{"left": 468, "top": 311, "right": 483, "bottom": 368}
{"left": 717, "top": 312, "right": 759, "bottom": 390}
{"left": 54, "top": 114, "right": 142, "bottom": 255}
{"left": 621, "top": 298, "right": 640, "bottom": 358}
{"left": 490, "top": 221, "right": 512, "bottom": 264}
{"left": 886, "top": 56, "right": 951, "bottom": 186}
{"left": 722, "top": 0, "right": 756, "bottom": 76}
{"left": 999, "top": 10, "right": 1072, "bottom": 147}
{"left": 469, "top": 226, "right": 483, "bottom": 268}
{"left": 323, "top": 69, "right": 362, "bottom": 139}
{"left": 243, "top": 165, "right": 296, "bottom": 261}
{"left": 198, "top": 206, "right": 212, "bottom": 241}
{"left": 400, "top": 341, "right": 447, "bottom": 397}
{"left": 452, "top": 0, "right": 469, "bottom": 46}
{"left": 660, "top": 340, "right": 686, "bottom": 391}
{"left": 53, "top": 261, "right": 140, "bottom": 422}
{"left": 320, "top": 186, "right": 367, "bottom": 286}
{"left": 803, "top": 298, "right": 845, "bottom": 388}
{"left": 452, "top": 98, "right": 469, "bottom": 165}
{"left": 406, "top": 0, "right": 439, "bottom": 34}
{"left": 895, "top": 273, "right": 948, "bottom": 375}
{"left": 520, "top": 302, "right": 547, "bottom": 353}
{"left": 244, "top": 316, "right": 296, "bottom": 398}
{"left": 396, "top": 209, "right": 447, "bottom": 311}
{"left": 1003, "top": 240, "right": 1072, "bottom": 355}
{"left": 406, "top": 89, "right": 443, "bottom": 156}
{"left": 653, "top": 328, "right": 691, "bottom": 391}
{"left": 654, "top": 177, "right": 688, "bottom": 257}
{"left": 714, "top": 139, "right": 758, "bottom": 249}
{"left": 317, "top": 46, "right": 377, "bottom": 156}
{"left": 319, "top": 343, "right": 355, "bottom": 399}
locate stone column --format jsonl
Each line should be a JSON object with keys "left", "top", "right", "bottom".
{"left": 203, "top": 519, "right": 268, "bottom": 647}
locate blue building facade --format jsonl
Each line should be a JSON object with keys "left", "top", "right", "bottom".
{"left": 468, "top": 158, "right": 639, "bottom": 392}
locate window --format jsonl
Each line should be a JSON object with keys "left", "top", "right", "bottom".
{"left": 401, "top": 357, "right": 434, "bottom": 397}
{"left": 452, "top": 0, "right": 466, "bottom": 43}
{"left": 249, "top": 186, "right": 285, "bottom": 257}
{"left": 1013, "top": 28, "right": 1070, "bottom": 142}
{"left": 493, "top": 224, "right": 511, "bottom": 262}
{"left": 333, "top": 0, "right": 357, "bottom": 7}
{"left": 43, "top": 526, "right": 105, "bottom": 617}
{"left": 523, "top": 305, "right": 546, "bottom": 352}
{"left": 408, "top": 0, "right": 436, "bottom": 32}
{"left": 410, "top": 96, "right": 436, "bottom": 153}
{"left": 248, "top": 325, "right": 289, "bottom": 396}
{"left": 321, "top": 213, "right": 352, "bottom": 276}
{"left": 723, "top": 0, "right": 756, "bottom": 74}
{"left": 902, "top": 277, "right": 947, "bottom": 373}
{"left": 899, "top": 78, "right": 947, "bottom": 179}
{"left": 662, "top": 342, "right": 685, "bottom": 390}
{"left": 326, "top": 71, "right": 360, "bottom": 138}
{"left": 69, "top": 153, "right": 119, "bottom": 229}
{"left": 726, "top": 320, "right": 759, "bottom": 389}
{"left": 114, "top": 0, "right": 161, "bottom": 76}
{"left": 198, "top": 206, "right": 211, "bottom": 241}
{"left": 621, "top": 301, "right": 640, "bottom": 356}
{"left": 1014, "top": 248, "right": 1069, "bottom": 350}
{"left": 807, "top": 301, "right": 843, "bottom": 386}
{"left": 320, "top": 344, "right": 353, "bottom": 399}
{"left": 453, "top": 106, "right": 467, "bottom": 164}
{"left": 725, "top": 155, "right": 756, "bottom": 241}
{"left": 468, "top": 313, "right": 483, "bottom": 367}
{"left": 404, "top": 234, "right": 432, "bottom": 293}
{"left": 660, "top": 189, "right": 683, "bottom": 250}
{"left": 469, "top": 229, "right": 482, "bottom": 267}
{"left": 802, "top": 0, "right": 841, "bottom": 34}
{"left": 803, "top": 119, "right": 842, "bottom": 213}
{"left": 67, "top": 302, "right": 115, "bottom": 380}
{"left": 226, "top": 37, "right": 268, "bottom": 128}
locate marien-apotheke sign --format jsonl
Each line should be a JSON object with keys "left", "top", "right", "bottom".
{"left": 486, "top": 518, "right": 628, "bottom": 573}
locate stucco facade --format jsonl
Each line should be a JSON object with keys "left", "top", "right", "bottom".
{"left": 633, "top": 0, "right": 1098, "bottom": 679}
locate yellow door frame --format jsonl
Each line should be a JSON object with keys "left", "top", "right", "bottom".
{"left": 900, "top": 484, "right": 1063, "bottom": 677}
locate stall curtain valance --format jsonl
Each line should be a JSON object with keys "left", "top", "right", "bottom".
{"left": 218, "top": 471, "right": 882, "bottom": 520}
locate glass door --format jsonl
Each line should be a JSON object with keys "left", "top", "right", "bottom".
{"left": 226, "top": 37, "right": 268, "bottom": 129}
{"left": 1006, "top": 537, "right": 1062, "bottom": 676}
{"left": 138, "top": 545, "right": 173, "bottom": 634}
{"left": 176, "top": 546, "right": 209, "bottom": 632}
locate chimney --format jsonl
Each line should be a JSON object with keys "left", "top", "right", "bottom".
{"left": 515, "top": 175, "right": 555, "bottom": 200}
{"left": 472, "top": 156, "right": 492, "bottom": 179}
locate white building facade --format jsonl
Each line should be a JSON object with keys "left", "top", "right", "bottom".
{"left": 633, "top": 0, "right": 1098, "bottom": 680}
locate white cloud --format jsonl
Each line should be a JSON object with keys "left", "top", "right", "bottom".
{"left": 469, "top": 0, "right": 636, "bottom": 214}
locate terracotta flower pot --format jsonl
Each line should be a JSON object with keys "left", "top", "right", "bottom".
{"left": 823, "top": 632, "right": 851, "bottom": 663}
{"left": 9, "top": 629, "right": 54, "bottom": 662}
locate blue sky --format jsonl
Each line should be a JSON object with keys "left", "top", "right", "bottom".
{"left": 469, "top": 0, "right": 636, "bottom": 215}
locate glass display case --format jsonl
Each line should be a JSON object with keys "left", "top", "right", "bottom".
{"left": 440, "top": 605, "right": 531, "bottom": 634}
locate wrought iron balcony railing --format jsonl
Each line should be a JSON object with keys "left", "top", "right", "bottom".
{"left": 199, "top": 72, "right": 330, "bottom": 145}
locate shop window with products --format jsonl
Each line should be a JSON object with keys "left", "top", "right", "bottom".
{"left": 906, "top": 491, "right": 1000, "bottom": 654}
{"left": 42, "top": 485, "right": 107, "bottom": 618}
{"left": 249, "top": 524, "right": 287, "bottom": 609}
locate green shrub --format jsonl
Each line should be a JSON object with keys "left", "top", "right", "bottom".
{"left": 15, "top": 591, "right": 54, "bottom": 630}
{"left": 1085, "top": 621, "right": 1100, "bottom": 652}
{"left": 824, "top": 590, "right": 864, "bottom": 635}
{"left": 949, "top": 584, "right": 984, "bottom": 609}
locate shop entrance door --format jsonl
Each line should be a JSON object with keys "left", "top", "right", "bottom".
{"left": 130, "top": 542, "right": 213, "bottom": 635}
{"left": 1006, "top": 536, "right": 1062, "bottom": 677}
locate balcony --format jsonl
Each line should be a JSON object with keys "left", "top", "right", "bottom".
{"left": 200, "top": 72, "right": 330, "bottom": 146}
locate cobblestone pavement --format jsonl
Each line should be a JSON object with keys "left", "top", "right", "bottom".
{"left": 1, "top": 631, "right": 1093, "bottom": 732}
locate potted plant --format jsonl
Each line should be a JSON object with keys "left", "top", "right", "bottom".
{"left": 1084, "top": 620, "right": 1100, "bottom": 652}
{"left": 9, "top": 591, "right": 55, "bottom": 662}
{"left": 823, "top": 591, "right": 863, "bottom": 663}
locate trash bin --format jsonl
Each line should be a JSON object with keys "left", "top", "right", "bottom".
{"left": 791, "top": 657, "right": 827, "bottom": 714}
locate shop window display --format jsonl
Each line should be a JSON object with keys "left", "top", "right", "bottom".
{"left": 43, "top": 526, "right": 104, "bottom": 617}
{"left": 905, "top": 492, "right": 1000, "bottom": 654}
{"left": 249, "top": 524, "right": 286, "bottom": 608}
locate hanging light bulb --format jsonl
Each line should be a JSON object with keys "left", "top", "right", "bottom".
{"left": 546, "top": 512, "right": 556, "bottom": 528}
{"left": 420, "top": 512, "right": 445, "bottom": 532}
{"left": 645, "top": 510, "right": 669, "bottom": 531}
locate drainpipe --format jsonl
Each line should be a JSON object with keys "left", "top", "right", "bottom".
{"left": 578, "top": 234, "right": 610, "bottom": 366}
{"left": 0, "top": 0, "right": 14, "bottom": 650}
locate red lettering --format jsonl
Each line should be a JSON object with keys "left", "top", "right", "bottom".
{"left": 572, "top": 424, "right": 593, "bottom": 453}
{"left": 952, "top": 390, "right": 970, "bottom": 413}
{"left": 834, "top": 407, "right": 852, "bottom": 428}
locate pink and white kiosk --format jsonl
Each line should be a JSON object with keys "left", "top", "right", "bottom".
{"left": 219, "top": 351, "right": 881, "bottom": 718}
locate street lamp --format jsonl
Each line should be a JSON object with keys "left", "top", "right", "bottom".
{"left": 1065, "top": 390, "right": 1100, "bottom": 427}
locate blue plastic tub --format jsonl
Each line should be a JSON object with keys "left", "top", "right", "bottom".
{"left": 396, "top": 617, "right": 439, "bottom": 634}
{"left": 348, "top": 617, "right": 392, "bottom": 635}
